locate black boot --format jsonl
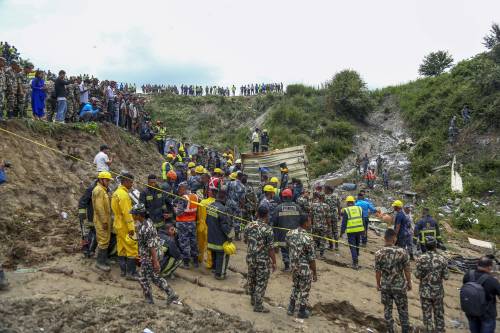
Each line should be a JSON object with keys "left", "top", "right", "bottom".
{"left": 192, "top": 257, "right": 199, "bottom": 268}
{"left": 145, "top": 292, "right": 154, "bottom": 304}
{"left": 182, "top": 259, "right": 190, "bottom": 269}
{"left": 250, "top": 294, "right": 255, "bottom": 306}
{"left": 0, "top": 266, "right": 9, "bottom": 291}
{"left": 287, "top": 300, "right": 295, "bottom": 316}
{"left": 297, "top": 305, "right": 310, "bottom": 319}
{"left": 95, "top": 248, "right": 111, "bottom": 272}
{"left": 118, "top": 256, "right": 127, "bottom": 277}
{"left": 125, "top": 258, "right": 139, "bottom": 280}
{"left": 282, "top": 262, "right": 290, "bottom": 272}
{"left": 166, "top": 289, "right": 179, "bottom": 305}
{"left": 234, "top": 231, "right": 241, "bottom": 241}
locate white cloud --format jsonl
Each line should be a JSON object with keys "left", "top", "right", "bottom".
{"left": 1, "top": 0, "right": 499, "bottom": 87}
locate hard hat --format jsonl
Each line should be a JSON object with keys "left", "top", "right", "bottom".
{"left": 270, "top": 177, "right": 279, "bottom": 183}
{"left": 226, "top": 160, "right": 233, "bottom": 165}
{"left": 228, "top": 154, "right": 233, "bottom": 159}
{"left": 167, "top": 170, "right": 177, "bottom": 180}
{"left": 223, "top": 153, "right": 227, "bottom": 157}
{"left": 346, "top": 195, "right": 355, "bottom": 203}
{"left": 188, "top": 162, "right": 196, "bottom": 168}
{"left": 223, "top": 241, "right": 236, "bottom": 255}
{"left": 263, "top": 185, "right": 275, "bottom": 193}
{"left": 282, "top": 188, "right": 293, "bottom": 198}
{"left": 179, "top": 146, "right": 185, "bottom": 152}
{"left": 263, "top": 129, "right": 268, "bottom": 133}
{"left": 195, "top": 165, "right": 205, "bottom": 174}
{"left": 130, "top": 203, "right": 146, "bottom": 215}
{"left": 166, "top": 154, "right": 174, "bottom": 160}
{"left": 97, "top": 171, "right": 113, "bottom": 180}
{"left": 229, "top": 172, "right": 237, "bottom": 180}
{"left": 235, "top": 159, "right": 241, "bottom": 164}
{"left": 203, "top": 168, "right": 210, "bottom": 175}
{"left": 280, "top": 167, "right": 289, "bottom": 173}
{"left": 214, "top": 168, "right": 223, "bottom": 174}
{"left": 392, "top": 200, "right": 403, "bottom": 208}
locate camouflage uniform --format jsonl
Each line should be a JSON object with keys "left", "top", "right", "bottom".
{"left": 244, "top": 218, "right": 274, "bottom": 309}
{"left": 0, "top": 66, "right": 5, "bottom": 119}
{"left": 65, "top": 84, "right": 74, "bottom": 122}
{"left": 137, "top": 217, "right": 177, "bottom": 302}
{"left": 5, "top": 67, "right": 18, "bottom": 118}
{"left": 415, "top": 251, "right": 449, "bottom": 333}
{"left": 243, "top": 183, "right": 258, "bottom": 221}
{"left": 287, "top": 227, "right": 315, "bottom": 308}
{"left": 16, "top": 71, "right": 29, "bottom": 118}
{"left": 324, "top": 193, "right": 340, "bottom": 249}
{"left": 296, "top": 194, "right": 311, "bottom": 216}
{"left": 226, "top": 179, "right": 246, "bottom": 236}
{"left": 44, "top": 80, "right": 56, "bottom": 121}
{"left": 375, "top": 246, "right": 411, "bottom": 333}
{"left": 311, "top": 201, "right": 331, "bottom": 255}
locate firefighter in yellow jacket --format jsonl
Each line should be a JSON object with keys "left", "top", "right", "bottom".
{"left": 111, "top": 173, "right": 139, "bottom": 279}
{"left": 197, "top": 177, "right": 220, "bottom": 268}
{"left": 92, "top": 171, "right": 113, "bottom": 272}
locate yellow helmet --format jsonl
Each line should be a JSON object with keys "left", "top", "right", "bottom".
{"left": 270, "top": 177, "right": 279, "bottom": 184}
{"left": 214, "top": 168, "right": 223, "bottom": 174}
{"left": 179, "top": 145, "right": 185, "bottom": 152}
{"left": 226, "top": 160, "right": 233, "bottom": 165}
{"left": 195, "top": 165, "right": 205, "bottom": 174}
{"left": 345, "top": 195, "right": 355, "bottom": 203}
{"left": 166, "top": 154, "right": 174, "bottom": 160}
{"left": 392, "top": 200, "right": 403, "bottom": 208}
{"left": 223, "top": 241, "right": 236, "bottom": 255}
{"left": 223, "top": 153, "right": 227, "bottom": 157}
{"left": 263, "top": 184, "right": 275, "bottom": 193}
{"left": 188, "top": 162, "right": 196, "bottom": 168}
{"left": 229, "top": 172, "right": 238, "bottom": 180}
{"left": 98, "top": 171, "right": 113, "bottom": 180}
{"left": 235, "top": 159, "right": 242, "bottom": 164}
{"left": 228, "top": 154, "right": 233, "bottom": 160}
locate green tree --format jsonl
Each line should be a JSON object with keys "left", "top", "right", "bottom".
{"left": 325, "top": 69, "right": 372, "bottom": 121}
{"left": 483, "top": 23, "right": 500, "bottom": 49}
{"left": 418, "top": 51, "right": 454, "bottom": 76}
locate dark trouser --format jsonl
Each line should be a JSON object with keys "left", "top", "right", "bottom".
{"left": 252, "top": 142, "right": 259, "bottom": 153}
{"left": 212, "top": 250, "right": 229, "bottom": 278}
{"left": 347, "top": 232, "right": 362, "bottom": 264}
{"left": 156, "top": 140, "right": 165, "bottom": 154}
{"left": 467, "top": 316, "right": 496, "bottom": 333}
{"left": 361, "top": 217, "right": 369, "bottom": 244}
{"left": 280, "top": 247, "right": 290, "bottom": 266}
{"left": 261, "top": 145, "right": 268, "bottom": 152}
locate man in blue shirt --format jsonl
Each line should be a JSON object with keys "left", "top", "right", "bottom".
{"left": 392, "top": 200, "right": 411, "bottom": 252}
{"left": 355, "top": 192, "right": 377, "bottom": 246}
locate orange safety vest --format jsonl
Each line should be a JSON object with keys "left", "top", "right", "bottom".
{"left": 176, "top": 193, "right": 198, "bottom": 222}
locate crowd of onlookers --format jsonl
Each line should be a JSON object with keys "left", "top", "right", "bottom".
{"left": 141, "top": 82, "right": 285, "bottom": 96}
{"left": 0, "top": 42, "right": 20, "bottom": 64}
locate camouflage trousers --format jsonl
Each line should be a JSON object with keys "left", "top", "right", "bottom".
{"left": 139, "top": 259, "right": 175, "bottom": 299}
{"left": 420, "top": 296, "right": 445, "bottom": 333}
{"left": 381, "top": 289, "right": 410, "bottom": 333}
{"left": 327, "top": 217, "right": 339, "bottom": 248}
{"left": 176, "top": 222, "right": 198, "bottom": 260}
{"left": 290, "top": 263, "right": 312, "bottom": 307}
{"left": 247, "top": 257, "right": 270, "bottom": 306}
{"left": 16, "top": 92, "right": 28, "bottom": 118}
{"left": 6, "top": 87, "right": 16, "bottom": 118}
{"left": 313, "top": 225, "right": 328, "bottom": 254}
{"left": 228, "top": 206, "right": 242, "bottom": 235}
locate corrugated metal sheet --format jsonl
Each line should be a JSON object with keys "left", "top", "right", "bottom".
{"left": 241, "top": 145, "right": 310, "bottom": 187}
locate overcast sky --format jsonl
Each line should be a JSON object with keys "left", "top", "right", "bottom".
{"left": 1, "top": 0, "right": 498, "bottom": 88}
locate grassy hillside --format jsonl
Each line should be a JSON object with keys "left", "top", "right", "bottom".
{"left": 374, "top": 50, "right": 500, "bottom": 241}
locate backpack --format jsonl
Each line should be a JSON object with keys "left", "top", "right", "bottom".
{"left": 460, "top": 271, "right": 489, "bottom": 317}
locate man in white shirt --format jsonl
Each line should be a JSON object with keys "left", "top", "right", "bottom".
{"left": 251, "top": 128, "right": 260, "bottom": 153}
{"left": 94, "top": 144, "right": 113, "bottom": 172}
{"left": 79, "top": 78, "right": 90, "bottom": 108}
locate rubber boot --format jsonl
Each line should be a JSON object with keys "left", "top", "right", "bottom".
{"left": 287, "top": 300, "right": 295, "bottom": 316}
{"left": 125, "top": 258, "right": 139, "bottom": 280}
{"left": 95, "top": 248, "right": 111, "bottom": 272}
{"left": 118, "top": 256, "right": 127, "bottom": 277}
{"left": 0, "top": 266, "right": 9, "bottom": 291}
{"left": 297, "top": 305, "right": 310, "bottom": 319}
{"left": 192, "top": 257, "right": 199, "bottom": 268}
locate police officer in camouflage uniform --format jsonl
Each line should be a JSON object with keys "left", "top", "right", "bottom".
{"left": 414, "top": 236, "right": 449, "bottom": 333}
{"left": 244, "top": 205, "right": 277, "bottom": 313}
{"left": 226, "top": 171, "right": 246, "bottom": 240}
{"left": 324, "top": 185, "right": 340, "bottom": 251}
{"left": 131, "top": 203, "right": 179, "bottom": 305}
{"left": 18, "top": 63, "right": 33, "bottom": 118}
{"left": 0, "top": 57, "right": 6, "bottom": 120}
{"left": 375, "top": 228, "right": 412, "bottom": 333}
{"left": 44, "top": 79, "right": 56, "bottom": 121}
{"left": 286, "top": 214, "right": 317, "bottom": 319}
{"left": 5, "top": 61, "right": 20, "bottom": 118}
{"left": 296, "top": 189, "right": 311, "bottom": 216}
{"left": 241, "top": 174, "right": 257, "bottom": 221}
{"left": 311, "top": 192, "right": 331, "bottom": 258}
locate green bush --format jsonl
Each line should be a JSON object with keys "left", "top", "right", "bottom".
{"left": 286, "top": 84, "right": 321, "bottom": 97}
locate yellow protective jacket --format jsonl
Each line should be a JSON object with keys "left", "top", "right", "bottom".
{"left": 197, "top": 197, "right": 215, "bottom": 267}
{"left": 91, "top": 182, "right": 111, "bottom": 248}
{"left": 111, "top": 185, "right": 138, "bottom": 257}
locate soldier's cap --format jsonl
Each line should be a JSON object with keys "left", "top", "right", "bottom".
{"left": 130, "top": 203, "right": 146, "bottom": 215}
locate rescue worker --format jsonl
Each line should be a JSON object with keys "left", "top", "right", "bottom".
{"left": 392, "top": 200, "right": 411, "bottom": 254}
{"left": 365, "top": 167, "right": 376, "bottom": 189}
{"left": 207, "top": 189, "right": 233, "bottom": 280}
{"left": 188, "top": 165, "right": 204, "bottom": 193}
{"left": 78, "top": 177, "right": 98, "bottom": 258}
{"left": 311, "top": 192, "right": 331, "bottom": 258}
{"left": 131, "top": 203, "right": 179, "bottom": 305}
{"left": 173, "top": 182, "right": 199, "bottom": 268}
{"left": 161, "top": 170, "right": 177, "bottom": 207}
{"left": 111, "top": 173, "right": 139, "bottom": 279}
{"left": 197, "top": 178, "right": 219, "bottom": 268}
{"left": 269, "top": 177, "right": 280, "bottom": 201}
{"left": 286, "top": 214, "right": 317, "bottom": 319}
{"left": 244, "top": 205, "right": 277, "bottom": 313}
{"left": 153, "top": 120, "right": 166, "bottom": 154}
{"left": 259, "top": 184, "right": 278, "bottom": 216}
{"left": 260, "top": 129, "right": 269, "bottom": 152}
{"left": 226, "top": 171, "right": 246, "bottom": 240}
{"left": 158, "top": 223, "right": 183, "bottom": 278}
{"left": 6, "top": 61, "right": 21, "bottom": 118}
{"left": 414, "top": 208, "right": 444, "bottom": 253}
{"left": 92, "top": 171, "right": 113, "bottom": 272}
{"left": 139, "top": 175, "right": 171, "bottom": 231}
{"left": 279, "top": 163, "right": 289, "bottom": 191}
{"left": 324, "top": 186, "right": 341, "bottom": 250}
{"left": 375, "top": 228, "right": 412, "bottom": 333}
{"left": 340, "top": 196, "right": 365, "bottom": 269}
{"left": 271, "top": 188, "right": 302, "bottom": 271}
{"left": 241, "top": 174, "right": 257, "bottom": 222}
{"left": 355, "top": 192, "right": 377, "bottom": 246}
{"left": 414, "top": 236, "right": 449, "bottom": 333}
{"left": 161, "top": 154, "right": 175, "bottom": 181}
{"left": 296, "top": 189, "right": 311, "bottom": 217}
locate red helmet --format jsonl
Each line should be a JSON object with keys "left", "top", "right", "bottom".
{"left": 167, "top": 170, "right": 177, "bottom": 181}
{"left": 282, "top": 188, "right": 293, "bottom": 198}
